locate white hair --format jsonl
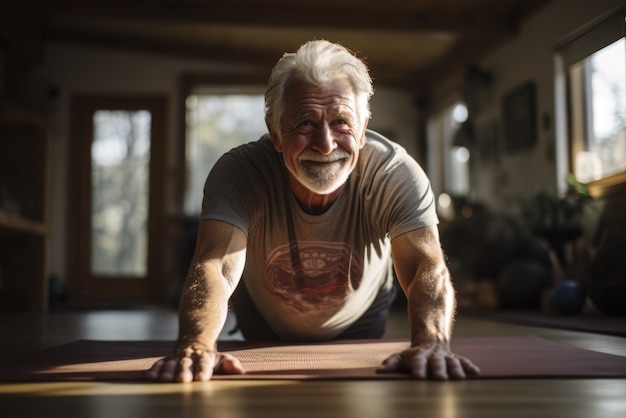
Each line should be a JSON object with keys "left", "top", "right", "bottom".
{"left": 264, "top": 40, "right": 374, "bottom": 137}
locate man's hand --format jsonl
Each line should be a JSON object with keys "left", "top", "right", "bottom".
{"left": 376, "top": 341, "right": 480, "bottom": 380}
{"left": 146, "top": 347, "right": 245, "bottom": 382}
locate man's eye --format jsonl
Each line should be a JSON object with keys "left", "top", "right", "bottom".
{"left": 335, "top": 116, "right": 353, "bottom": 125}
{"left": 333, "top": 119, "right": 351, "bottom": 128}
{"left": 299, "top": 121, "right": 314, "bottom": 128}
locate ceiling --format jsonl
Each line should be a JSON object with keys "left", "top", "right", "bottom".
{"left": 3, "top": 0, "right": 551, "bottom": 93}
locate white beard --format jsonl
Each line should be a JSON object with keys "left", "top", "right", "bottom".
{"left": 295, "top": 149, "right": 352, "bottom": 194}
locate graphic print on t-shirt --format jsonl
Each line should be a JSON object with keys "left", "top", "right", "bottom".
{"left": 264, "top": 241, "right": 363, "bottom": 312}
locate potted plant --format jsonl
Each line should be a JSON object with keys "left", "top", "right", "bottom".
{"left": 519, "top": 173, "right": 594, "bottom": 264}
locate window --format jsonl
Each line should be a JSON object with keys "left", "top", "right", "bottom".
{"left": 556, "top": 7, "right": 626, "bottom": 196}
{"left": 184, "top": 87, "right": 267, "bottom": 215}
{"left": 91, "top": 110, "right": 151, "bottom": 277}
{"left": 427, "top": 101, "right": 471, "bottom": 220}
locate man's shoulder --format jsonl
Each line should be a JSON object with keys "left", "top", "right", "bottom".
{"left": 219, "top": 134, "right": 279, "bottom": 169}
{"left": 361, "top": 130, "right": 412, "bottom": 165}
{"left": 229, "top": 134, "right": 274, "bottom": 155}
{"left": 364, "top": 129, "right": 395, "bottom": 145}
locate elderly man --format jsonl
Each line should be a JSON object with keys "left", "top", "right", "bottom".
{"left": 147, "top": 40, "right": 479, "bottom": 382}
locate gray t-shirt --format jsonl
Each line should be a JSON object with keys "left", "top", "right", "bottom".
{"left": 201, "top": 130, "right": 438, "bottom": 340}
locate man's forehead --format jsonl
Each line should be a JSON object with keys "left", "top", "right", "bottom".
{"left": 292, "top": 107, "right": 354, "bottom": 119}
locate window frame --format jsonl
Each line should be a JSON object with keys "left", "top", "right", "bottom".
{"left": 555, "top": 6, "right": 626, "bottom": 198}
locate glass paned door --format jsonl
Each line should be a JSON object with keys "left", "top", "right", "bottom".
{"left": 68, "top": 96, "right": 165, "bottom": 307}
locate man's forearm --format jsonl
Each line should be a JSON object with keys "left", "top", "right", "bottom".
{"left": 176, "top": 260, "right": 232, "bottom": 352}
{"left": 406, "top": 263, "right": 456, "bottom": 347}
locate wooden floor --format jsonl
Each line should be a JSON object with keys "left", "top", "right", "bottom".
{"left": 1, "top": 308, "right": 625, "bottom": 418}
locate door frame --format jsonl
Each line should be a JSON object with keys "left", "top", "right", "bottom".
{"left": 67, "top": 95, "right": 167, "bottom": 307}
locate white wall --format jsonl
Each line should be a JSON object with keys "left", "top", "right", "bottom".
{"left": 42, "top": 42, "right": 420, "bottom": 280}
{"left": 368, "top": 88, "right": 420, "bottom": 157}
{"left": 432, "top": 0, "right": 624, "bottom": 213}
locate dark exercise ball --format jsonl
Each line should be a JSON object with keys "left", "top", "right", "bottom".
{"left": 550, "top": 280, "right": 586, "bottom": 315}
{"left": 473, "top": 237, "right": 516, "bottom": 281}
{"left": 513, "top": 236, "right": 552, "bottom": 268}
{"left": 497, "top": 260, "right": 552, "bottom": 309}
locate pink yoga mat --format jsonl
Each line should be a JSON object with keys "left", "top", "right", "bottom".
{"left": 1, "top": 336, "right": 625, "bottom": 381}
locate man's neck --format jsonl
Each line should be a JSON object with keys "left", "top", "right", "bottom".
{"left": 288, "top": 175, "right": 344, "bottom": 215}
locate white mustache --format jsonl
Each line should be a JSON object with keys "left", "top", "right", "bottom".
{"left": 299, "top": 149, "right": 350, "bottom": 163}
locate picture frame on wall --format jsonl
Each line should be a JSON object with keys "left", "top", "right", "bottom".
{"left": 502, "top": 81, "right": 537, "bottom": 154}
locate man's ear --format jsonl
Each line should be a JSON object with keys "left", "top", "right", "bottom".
{"left": 359, "top": 119, "right": 369, "bottom": 148}
{"left": 266, "top": 118, "right": 283, "bottom": 152}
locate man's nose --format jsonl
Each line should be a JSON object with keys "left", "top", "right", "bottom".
{"left": 311, "top": 124, "right": 337, "bottom": 155}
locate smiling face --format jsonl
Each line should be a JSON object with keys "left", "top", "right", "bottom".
{"left": 269, "top": 78, "right": 368, "bottom": 209}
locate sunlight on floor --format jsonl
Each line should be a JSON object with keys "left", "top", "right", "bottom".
{"left": 0, "top": 380, "right": 289, "bottom": 397}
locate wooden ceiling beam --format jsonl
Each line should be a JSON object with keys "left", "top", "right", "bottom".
{"left": 37, "top": 3, "right": 520, "bottom": 37}
{"left": 44, "top": 24, "right": 280, "bottom": 69}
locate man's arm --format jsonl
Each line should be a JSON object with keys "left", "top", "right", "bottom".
{"left": 146, "top": 220, "right": 247, "bottom": 382}
{"left": 378, "top": 225, "right": 480, "bottom": 380}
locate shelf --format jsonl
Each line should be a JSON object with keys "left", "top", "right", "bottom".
{"left": 0, "top": 210, "right": 48, "bottom": 236}
{"left": 0, "top": 27, "right": 50, "bottom": 312}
